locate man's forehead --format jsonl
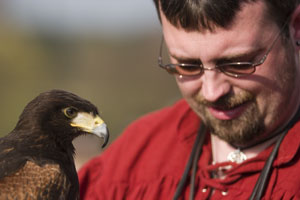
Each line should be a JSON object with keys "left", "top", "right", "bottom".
{"left": 160, "top": 1, "right": 279, "bottom": 63}
{"left": 161, "top": 1, "right": 276, "bottom": 44}
{"left": 160, "top": 0, "right": 272, "bottom": 34}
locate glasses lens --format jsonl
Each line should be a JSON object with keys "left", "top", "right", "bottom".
{"left": 174, "top": 64, "right": 202, "bottom": 75}
{"left": 219, "top": 62, "right": 255, "bottom": 76}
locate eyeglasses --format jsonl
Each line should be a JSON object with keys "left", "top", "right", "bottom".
{"left": 158, "top": 20, "right": 289, "bottom": 78}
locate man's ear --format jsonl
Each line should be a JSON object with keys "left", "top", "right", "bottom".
{"left": 290, "top": 5, "right": 300, "bottom": 49}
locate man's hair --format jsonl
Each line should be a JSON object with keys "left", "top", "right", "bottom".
{"left": 153, "top": 0, "right": 300, "bottom": 32}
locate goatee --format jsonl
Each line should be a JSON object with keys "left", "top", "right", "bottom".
{"left": 196, "top": 91, "right": 265, "bottom": 146}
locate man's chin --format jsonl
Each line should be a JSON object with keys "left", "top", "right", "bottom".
{"left": 203, "top": 104, "right": 265, "bottom": 146}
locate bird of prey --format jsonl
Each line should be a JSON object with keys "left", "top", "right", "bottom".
{"left": 0, "top": 89, "right": 109, "bottom": 200}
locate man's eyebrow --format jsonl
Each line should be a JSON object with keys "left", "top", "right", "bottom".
{"left": 215, "top": 48, "right": 264, "bottom": 62}
{"left": 169, "top": 48, "right": 265, "bottom": 63}
{"left": 170, "top": 54, "right": 200, "bottom": 63}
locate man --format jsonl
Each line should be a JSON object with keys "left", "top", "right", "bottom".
{"left": 79, "top": 0, "right": 300, "bottom": 199}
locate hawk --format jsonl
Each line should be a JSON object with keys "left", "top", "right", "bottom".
{"left": 0, "top": 89, "right": 109, "bottom": 199}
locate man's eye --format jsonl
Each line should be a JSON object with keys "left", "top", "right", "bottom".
{"left": 179, "top": 64, "right": 201, "bottom": 71}
{"left": 219, "top": 62, "right": 254, "bottom": 74}
{"left": 177, "top": 59, "right": 201, "bottom": 65}
{"left": 175, "top": 64, "right": 202, "bottom": 75}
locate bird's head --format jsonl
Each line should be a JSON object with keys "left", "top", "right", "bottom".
{"left": 14, "top": 90, "right": 109, "bottom": 148}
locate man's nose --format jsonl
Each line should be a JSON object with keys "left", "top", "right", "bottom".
{"left": 200, "top": 70, "right": 232, "bottom": 102}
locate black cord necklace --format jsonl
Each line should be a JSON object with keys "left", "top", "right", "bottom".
{"left": 248, "top": 129, "right": 287, "bottom": 200}
{"left": 173, "top": 108, "right": 300, "bottom": 200}
{"left": 173, "top": 124, "right": 207, "bottom": 200}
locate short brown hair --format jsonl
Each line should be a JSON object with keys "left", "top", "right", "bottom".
{"left": 153, "top": 0, "right": 300, "bottom": 32}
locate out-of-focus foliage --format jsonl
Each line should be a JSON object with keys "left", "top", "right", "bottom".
{"left": 0, "top": 15, "right": 181, "bottom": 169}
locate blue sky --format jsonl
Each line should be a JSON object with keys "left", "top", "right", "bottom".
{"left": 1, "top": 0, "right": 161, "bottom": 37}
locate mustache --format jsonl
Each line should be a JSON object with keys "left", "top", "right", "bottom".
{"left": 196, "top": 91, "right": 254, "bottom": 109}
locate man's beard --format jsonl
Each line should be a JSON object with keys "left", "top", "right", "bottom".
{"left": 196, "top": 91, "right": 265, "bottom": 146}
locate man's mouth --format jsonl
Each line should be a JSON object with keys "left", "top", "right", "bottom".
{"left": 207, "top": 102, "right": 250, "bottom": 120}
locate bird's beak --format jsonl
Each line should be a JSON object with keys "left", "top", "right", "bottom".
{"left": 70, "top": 113, "right": 109, "bottom": 148}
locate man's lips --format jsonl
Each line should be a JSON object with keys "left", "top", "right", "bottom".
{"left": 208, "top": 103, "right": 249, "bottom": 120}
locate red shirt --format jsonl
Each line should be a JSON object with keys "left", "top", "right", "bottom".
{"left": 79, "top": 100, "right": 300, "bottom": 199}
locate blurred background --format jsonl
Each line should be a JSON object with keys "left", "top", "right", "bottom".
{"left": 0, "top": 0, "right": 181, "bottom": 169}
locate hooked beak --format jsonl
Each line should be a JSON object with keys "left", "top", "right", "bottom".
{"left": 93, "top": 121, "right": 109, "bottom": 148}
{"left": 70, "top": 113, "right": 109, "bottom": 148}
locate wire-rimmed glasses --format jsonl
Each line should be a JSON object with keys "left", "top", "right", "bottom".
{"left": 158, "top": 20, "right": 289, "bottom": 78}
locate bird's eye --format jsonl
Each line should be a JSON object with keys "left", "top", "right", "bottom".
{"left": 63, "top": 107, "right": 78, "bottom": 119}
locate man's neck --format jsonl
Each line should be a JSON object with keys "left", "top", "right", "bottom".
{"left": 211, "top": 134, "right": 280, "bottom": 164}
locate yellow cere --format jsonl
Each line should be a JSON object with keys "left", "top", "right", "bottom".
{"left": 70, "top": 112, "right": 104, "bottom": 132}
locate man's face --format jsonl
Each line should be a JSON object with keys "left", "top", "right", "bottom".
{"left": 161, "top": 1, "right": 300, "bottom": 146}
